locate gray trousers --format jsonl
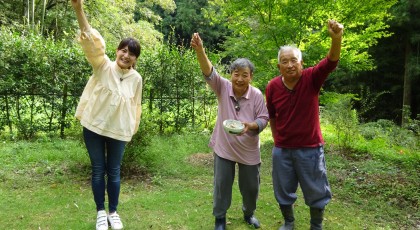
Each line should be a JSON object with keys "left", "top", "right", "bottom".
{"left": 213, "top": 153, "right": 261, "bottom": 218}
{"left": 272, "top": 146, "right": 332, "bottom": 209}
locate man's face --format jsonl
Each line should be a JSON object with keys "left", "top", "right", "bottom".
{"left": 231, "top": 67, "right": 252, "bottom": 95}
{"left": 277, "top": 49, "right": 303, "bottom": 80}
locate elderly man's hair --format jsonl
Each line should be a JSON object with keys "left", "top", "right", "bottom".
{"left": 278, "top": 45, "right": 302, "bottom": 63}
{"left": 229, "top": 58, "right": 255, "bottom": 74}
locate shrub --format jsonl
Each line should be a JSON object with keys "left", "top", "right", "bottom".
{"left": 0, "top": 27, "right": 89, "bottom": 139}
{"left": 122, "top": 109, "right": 157, "bottom": 177}
{"left": 320, "top": 92, "right": 359, "bottom": 151}
{"left": 359, "top": 119, "right": 419, "bottom": 150}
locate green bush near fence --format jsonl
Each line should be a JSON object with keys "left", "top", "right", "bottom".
{"left": 0, "top": 26, "right": 220, "bottom": 139}
{"left": 0, "top": 27, "right": 90, "bottom": 139}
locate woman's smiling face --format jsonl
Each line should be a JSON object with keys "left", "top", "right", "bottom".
{"left": 231, "top": 67, "right": 252, "bottom": 97}
{"left": 116, "top": 46, "right": 137, "bottom": 69}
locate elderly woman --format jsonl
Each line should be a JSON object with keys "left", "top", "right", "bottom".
{"left": 71, "top": 0, "right": 143, "bottom": 229}
{"left": 191, "top": 33, "right": 269, "bottom": 230}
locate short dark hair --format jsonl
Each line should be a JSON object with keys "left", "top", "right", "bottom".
{"left": 117, "top": 38, "right": 141, "bottom": 58}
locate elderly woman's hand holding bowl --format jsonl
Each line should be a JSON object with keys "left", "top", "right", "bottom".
{"left": 223, "top": 119, "right": 245, "bottom": 135}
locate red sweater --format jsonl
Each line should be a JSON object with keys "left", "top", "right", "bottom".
{"left": 265, "top": 57, "right": 338, "bottom": 148}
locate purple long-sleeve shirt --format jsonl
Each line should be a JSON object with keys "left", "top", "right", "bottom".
{"left": 206, "top": 68, "right": 269, "bottom": 165}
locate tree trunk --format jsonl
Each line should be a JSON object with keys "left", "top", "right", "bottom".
{"left": 41, "top": 0, "right": 47, "bottom": 33}
{"left": 402, "top": 38, "right": 412, "bottom": 126}
{"left": 60, "top": 84, "right": 68, "bottom": 139}
{"left": 5, "top": 94, "right": 13, "bottom": 135}
{"left": 401, "top": 0, "right": 414, "bottom": 126}
{"left": 31, "top": 0, "right": 35, "bottom": 28}
{"left": 26, "top": 0, "right": 29, "bottom": 25}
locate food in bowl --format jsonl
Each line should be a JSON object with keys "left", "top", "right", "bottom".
{"left": 223, "top": 119, "right": 244, "bottom": 134}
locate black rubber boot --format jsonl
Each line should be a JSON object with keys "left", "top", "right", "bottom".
{"left": 310, "top": 208, "right": 324, "bottom": 230}
{"left": 244, "top": 215, "right": 261, "bottom": 228}
{"left": 279, "top": 205, "right": 295, "bottom": 230}
{"left": 215, "top": 217, "right": 226, "bottom": 230}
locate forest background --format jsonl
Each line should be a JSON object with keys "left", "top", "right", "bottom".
{"left": 0, "top": 0, "right": 419, "bottom": 138}
{"left": 0, "top": 0, "right": 419, "bottom": 229}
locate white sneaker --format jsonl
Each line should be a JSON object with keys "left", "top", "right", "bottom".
{"left": 96, "top": 210, "right": 108, "bottom": 230}
{"left": 108, "top": 212, "right": 124, "bottom": 230}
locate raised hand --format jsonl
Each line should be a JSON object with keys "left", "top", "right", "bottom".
{"left": 190, "top": 32, "right": 212, "bottom": 77}
{"left": 70, "top": 0, "right": 84, "bottom": 9}
{"left": 326, "top": 19, "right": 343, "bottom": 61}
{"left": 328, "top": 19, "right": 344, "bottom": 39}
{"left": 190, "top": 33, "right": 204, "bottom": 51}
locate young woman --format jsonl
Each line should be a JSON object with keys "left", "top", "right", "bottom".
{"left": 71, "top": 0, "right": 143, "bottom": 229}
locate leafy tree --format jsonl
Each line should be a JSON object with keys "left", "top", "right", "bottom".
{"left": 206, "top": 0, "right": 397, "bottom": 90}
{"left": 0, "top": 1, "right": 25, "bottom": 27}
{"left": 391, "top": 0, "right": 420, "bottom": 124}
{"left": 327, "top": 0, "right": 420, "bottom": 123}
{"left": 138, "top": 43, "right": 218, "bottom": 134}
{"left": 0, "top": 0, "right": 175, "bottom": 48}
{"left": 156, "top": 0, "right": 230, "bottom": 49}
{"left": 134, "top": 0, "right": 176, "bottom": 24}
{"left": 0, "top": 0, "right": 177, "bottom": 138}
{"left": 0, "top": 27, "right": 90, "bottom": 138}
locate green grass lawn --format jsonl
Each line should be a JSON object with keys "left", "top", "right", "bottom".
{"left": 0, "top": 129, "right": 419, "bottom": 229}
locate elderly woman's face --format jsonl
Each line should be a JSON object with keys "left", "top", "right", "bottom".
{"left": 231, "top": 67, "right": 252, "bottom": 96}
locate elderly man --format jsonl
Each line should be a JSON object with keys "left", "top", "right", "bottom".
{"left": 265, "top": 19, "right": 343, "bottom": 230}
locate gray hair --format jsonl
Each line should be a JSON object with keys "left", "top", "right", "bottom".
{"left": 229, "top": 58, "right": 255, "bottom": 74}
{"left": 278, "top": 45, "right": 302, "bottom": 63}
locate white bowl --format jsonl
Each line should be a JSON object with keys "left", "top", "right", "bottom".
{"left": 223, "top": 119, "right": 244, "bottom": 134}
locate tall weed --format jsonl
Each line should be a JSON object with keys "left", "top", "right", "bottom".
{"left": 320, "top": 92, "right": 359, "bottom": 151}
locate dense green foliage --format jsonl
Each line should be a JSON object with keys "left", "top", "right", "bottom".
{"left": 205, "top": 0, "right": 396, "bottom": 84}
{"left": 0, "top": 27, "right": 219, "bottom": 138}
{"left": 138, "top": 45, "right": 219, "bottom": 134}
{"left": 200, "top": 0, "right": 419, "bottom": 122}
{"left": 0, "top": 27, "right": 89, "bottom": 139}
{"left": 320, "top": 92, "right": 419, "bottom": 167}
{"left": 320, "top": 92, "right": 359, "bottom": 150}
{"left": 0, "top": 0, "right": 419, "bottom": 156}
{"left": 158, "top": 0, "right": 230, "bottom": 50}
{"left": 1, "top": 0, "right": 223, "bottom": 139}
{"left": 326, "top": 0, "right": 420, "bottom": 122}
{"left": 0, "top": 0, "right": 175, "bottom": 47}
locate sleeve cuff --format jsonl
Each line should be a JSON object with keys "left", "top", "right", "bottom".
{"left": 78, "top": 27, "right": 94, "bottom": 41}
{"left": 255, "top": 119, "right": 264, "bottom": 134}
{"left": 204, "top": 67, "right": 217, "bottom": 80}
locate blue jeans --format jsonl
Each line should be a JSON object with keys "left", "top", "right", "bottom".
{"left": 83, "top": 127, "right": 126, "bottom": 213}
{"left": 272, "top": 146, "right": 331, "bottom": 209}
